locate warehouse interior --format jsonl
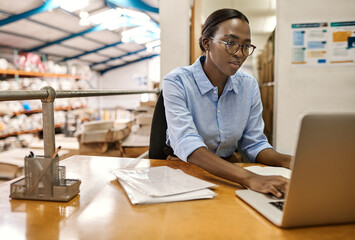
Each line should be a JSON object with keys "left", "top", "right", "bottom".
{"left": 0, "top": 0, "right": 354, "bottom": 179}
{"left": 0, "top": 0, "right": 355, "bottom": 238}
{"left": 0, "top": 0, "right": 280, "bottom": 178}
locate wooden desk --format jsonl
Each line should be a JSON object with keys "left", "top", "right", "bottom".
{"left": 0, "top": 156, "right": 354, "bottom": 240}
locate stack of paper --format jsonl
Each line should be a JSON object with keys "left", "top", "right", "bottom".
{"left": 110, "top": 166, "right": 217, "bottom": 204}
{"left": 244, "top": 166, "right": 291, "bottom": 179}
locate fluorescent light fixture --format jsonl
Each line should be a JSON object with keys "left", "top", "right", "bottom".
{"left": 135, "top": 37, "right": 154, "bottom": 44}
{"left": 264, "top": 15, "right": 276, "bottom": 33}
{"left": 122, "top": 27, "right": 148, "bottom": 44}
{"left": 146, "top": 40, "right": 161, "bottom": 48}
{"left": 59, "top": 0, "right": 89, "bottom": 12}
{"left": 122, "top": 27, "right": 146, "bottom": 37}
{"left": 121, "top": 36, "right": 130, "bottom": 43}
{"left": 89, "top": 8, "right": 122, "bottom": 25}
{"left": 122, "top": 26, "right": 160, "bottom": 44}
{"left": 80, "top": 11, "right": 89, "bottom": 18}
{"left": 153, "top": 46, "right": 161, "bottom": 53}
{"left": 146, "top": 40, "right": 161, "bottom": 52}
{"left": 120, "top": 8, "right": 150, "bottom": 21}
{"left": 79, "top": 11, "right": 90, "bottom": 26}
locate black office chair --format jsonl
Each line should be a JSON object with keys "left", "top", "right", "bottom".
{"left": 148, "top": 91, "right": 174, "bottom": 159}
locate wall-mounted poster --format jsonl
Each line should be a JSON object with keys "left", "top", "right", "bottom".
{"left": 329, "top": 21, "right": 355, "bottom": 64}
{"left": 291, "top": 21, "right": 355, "bottom": 66}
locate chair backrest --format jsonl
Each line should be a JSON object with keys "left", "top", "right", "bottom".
{"left": 149, "top": 91, "right": 170, "bottom": 159}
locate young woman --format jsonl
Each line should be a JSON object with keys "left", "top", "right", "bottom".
{"left": 163, "top": 8, "right": 291, "bottom": 197}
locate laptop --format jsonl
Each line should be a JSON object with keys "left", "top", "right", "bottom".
{"left": 235, "top": 113, "right": 355, "bottom": 228}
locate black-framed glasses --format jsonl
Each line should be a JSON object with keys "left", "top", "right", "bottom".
{"left": 210, "top": 37, "right": 256, "bottom": 56}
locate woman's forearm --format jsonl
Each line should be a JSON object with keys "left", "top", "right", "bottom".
{"left": 187, "top": 147, "right": 253, "bottom": 186}
{"left": 255, "top": 148, "right": 292, "bottom": 168}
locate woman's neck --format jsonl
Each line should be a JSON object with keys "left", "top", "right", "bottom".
{"left": 202, "top": 56, "right": 228, "bottom": 97}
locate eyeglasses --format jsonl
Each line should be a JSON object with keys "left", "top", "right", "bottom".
{"left": 210, "top": 37, "right": 256, "bottom": 56}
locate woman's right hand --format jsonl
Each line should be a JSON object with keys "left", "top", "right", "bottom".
{"left": 188, "top": 147, "right": 289, "bottom": 198}
{"left": 244, "top": 173, "right": 289, "bottom": 198}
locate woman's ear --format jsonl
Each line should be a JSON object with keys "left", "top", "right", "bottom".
{"left": 202, "top": 37, "right": 210, "bottom": 51}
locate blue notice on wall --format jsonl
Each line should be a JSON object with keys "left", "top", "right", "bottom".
{"left": 308, "top": 41, "right": 326, "bottom": 49}
{"left": 293, "top": 31, "right": 305, "bottom": 46}
{"left": 292, "top": 21, "right": 355, "bottom": 66}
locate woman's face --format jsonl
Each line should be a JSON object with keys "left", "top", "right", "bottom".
{"left": 205, "top": 18, "right": 251, "bottom": 77}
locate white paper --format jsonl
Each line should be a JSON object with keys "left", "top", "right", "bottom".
{"left": 110, "top": 166, "right": 217, "bottom": 197}
{"left": 119, "top": 180, "right": 216, "bottom": 205}
{"left": 110, "top": 166, "right": 217, "bottom": 205}
{"left": 244, "top": 166, "right": 291, "bottom": 179}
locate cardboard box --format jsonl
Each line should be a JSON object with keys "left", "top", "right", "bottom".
{"left": 83, "top": 120, "right": 128, "bottom": 132}
{"left": 79, "top": 126, "right": 130, "bottom": 143}
{"left": 136, "top": 113, "right": 153, "bottom": 126}
{"left": 140, "top": 101, "right": 156, "bottom": 108}
{"left": 83, "top": 120, "right": 115, "bottom": 132}
{"left": 123, "top": 146, "right": 149, "bottom": 158}
{"left": 78, "top": 142, "right": 124, "bottom": 157}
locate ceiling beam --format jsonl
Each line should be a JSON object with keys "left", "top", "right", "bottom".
{"left": 0, "top": 9, "right": 115, "bottom": 47}
{"left": 100, "top": 53, "right": 159, "bottom": 74}
{"left": 0, "top": 0, "right": 59, "bottom": 27}
{"left": 27, "top": 15, "right": 141, "bottom": 53}
{"left": 106, "top": 0, "right": 159, "bottom": 14}
{"left": 90, "top": 47, "right": 147, "bottom": 67}
{"left": 61, "top": 41, "right": 124, "bottom": 62}
{"left": 27, "top": 24, "right": 107, "bottom": 52}
{"left": 0, "top": 29, "right": 101, "bottom": 55}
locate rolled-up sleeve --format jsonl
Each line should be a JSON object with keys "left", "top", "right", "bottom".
{"left": 163, "top": 75, "right": 207, "bottom": 161}
{"left": 239, "top": 81, "right": 273, "bottom": 162}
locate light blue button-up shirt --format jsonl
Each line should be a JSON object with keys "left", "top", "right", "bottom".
{"left": 163, "top": 56, "right": 272, "bottom": 162}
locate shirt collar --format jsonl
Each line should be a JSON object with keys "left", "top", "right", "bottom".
{"left": 225, "top": 75, "right": 239, "bottom": 95}
{"left": 193, "top": 55, "right": 239, "bottom": 95}
{"left": 192, "top": 56, "right": 215, "bottom": 95}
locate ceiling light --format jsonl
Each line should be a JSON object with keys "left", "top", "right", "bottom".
{"left": 79, "top": 11, "right": 90, "bottom": 26}
{"left": 153, "top": 46, "right": 161, "bottom": 53}
{"left": 122, "top": 26, "right": 160, "bottom": 44}
{"left": 264, "top": 16, "right": 276, "bottom": 33}
{"left": 146, "top": 40, "right": 161, "bottom": 52}
{"left": 120, "top": 8, "right": 150, "bottom": 21}
{"left": 59, "top": 0, "right": 89, "bottom": 12}
{"left": 122, "top": 27, "right": 146, "bottom": 37}
{"left": 89, "top": 9, "right": 122, "bottom": 25}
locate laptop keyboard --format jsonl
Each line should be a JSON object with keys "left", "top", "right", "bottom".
{"left": 270, "top": 201, "right": 284, "bottom": 211}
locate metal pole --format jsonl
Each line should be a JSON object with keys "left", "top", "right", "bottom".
{"left": 0, "top": 89, "right": 159, "bottom": 101}
{"left": 0, "top": 88, "right": 160, "bottom": 155}
{"left": 55, "top": 89, "right": 159, "bottom": 99}
{"left": 5, "top": 87, "right": 160, "bottom": 201}
{"left": 0, "top": 90, "right": 48, "bottom": 101}
{"left": 40, "top": 86, "right": 56, "bottom": 158}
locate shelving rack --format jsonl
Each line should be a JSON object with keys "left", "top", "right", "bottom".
{"left": 1, "top": 87, "right": 159, "bottom": 201}
{"left": 0, "top": 69, "right": 83, "bottom": 80}
{"left": 0, "top": 69, "right": 87, "bottom": 139}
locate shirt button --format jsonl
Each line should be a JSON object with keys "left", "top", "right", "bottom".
{"left": 220, "top": 130, "right": 223, "bottom": 134}
{"left": 217, "top": 109, "right": 220, "bottom": 113}
{"left": 213, "top": 91, "right": 217, "bottom": 94}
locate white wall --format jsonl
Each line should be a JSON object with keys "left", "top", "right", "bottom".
{"left": 275, "top": 0, "right": 355, "bottom": 154}
{"left": 99, "top": 56, "right": 160, "bottom": 110}
{"left": 96, "top": 0, "right": 192, "bottom": 110}
{"left": 160, "top": 0, "right": 191, "bottom": 81}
